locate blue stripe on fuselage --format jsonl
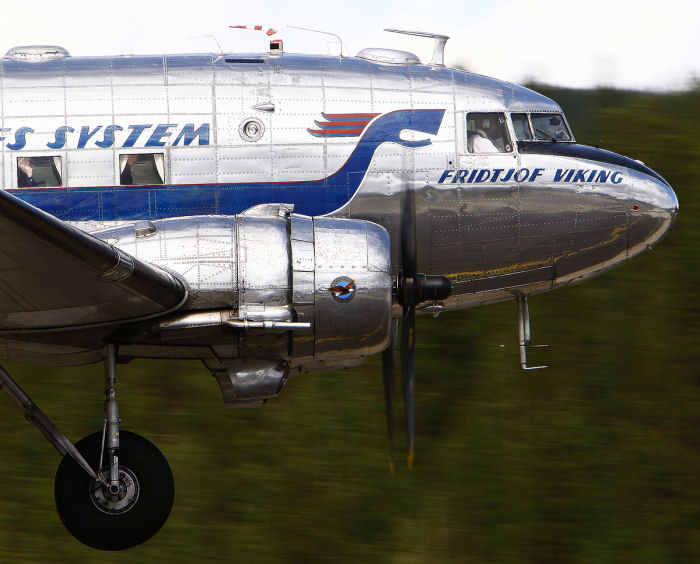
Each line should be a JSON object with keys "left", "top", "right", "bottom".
{"left": 8, "top": 109, "right": 445, "bottom": 221}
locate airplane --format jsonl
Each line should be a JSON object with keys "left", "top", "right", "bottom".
{"left": 0, "top": 28, "right": 678, "bottom": 550}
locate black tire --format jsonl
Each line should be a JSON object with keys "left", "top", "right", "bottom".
{"left": 54, "top": 430, "right": 174, "bottom": 550}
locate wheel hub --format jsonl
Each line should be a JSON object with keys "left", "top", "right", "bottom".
{"left": 90, "top": 466, "right": 139, "bottom": 515}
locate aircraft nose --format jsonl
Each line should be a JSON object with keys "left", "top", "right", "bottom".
{"left": 627, "top": 172, "right": 678, "bottom": 257}
{"left": 664, "top": 182, "right": 680, "bottom": 229}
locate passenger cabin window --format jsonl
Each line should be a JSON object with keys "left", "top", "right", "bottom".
{"left": 17, "top": 156, "right": 62, "bottom": 188}
{"left": 531, "top": 113, "right": 572, "bottom": 141}
{"left": 467, "top": 113, "right": 512, "bottom": 153}
{"left": 511, "top": 113, "right": 533, "bottom": 140}
{"left": 119, "top": 154, "right": 165, "bottom": 185}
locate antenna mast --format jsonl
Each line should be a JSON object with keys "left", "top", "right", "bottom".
{"left": 384, "top": 29, "right": 449, "bottom": 67}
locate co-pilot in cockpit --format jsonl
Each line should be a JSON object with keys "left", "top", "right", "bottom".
{"left": 532, "top": 114, "right": 571, "bottom": 141}
{"left": 511, "top": 112, "right": 572, "bottom": 142}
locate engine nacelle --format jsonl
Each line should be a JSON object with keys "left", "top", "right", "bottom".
{"left": 95, "top": 204, "right": 393, "bottom": 406}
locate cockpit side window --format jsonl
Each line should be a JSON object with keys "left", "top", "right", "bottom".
{"left": 467, "top": 112, "right": 512, "bottom": 153}
{"left": 511, "top": 113, "right": 533, "bottom": 141}
{"left": 531, "top": 113, "right": 572, "bottom": 141}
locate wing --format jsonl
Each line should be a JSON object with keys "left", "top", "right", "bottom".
{"left": 0, "top": 189, "right": 186, "bottom": 331}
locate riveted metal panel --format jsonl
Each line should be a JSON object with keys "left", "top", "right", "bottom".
{"left": 291, "top": 239, "right": 314, "bottom": 272}
{"left": 96, "top": 216, "right": 239, "bottom": 310}
{"left": 292, "top": 270, "right": 315, "bottom": 305}
{"left": 167, "top": 84, "right": 214, "bottom": 115}
{"left": 65, "top": 85, "right": 113, "bottom": 116}
{"left": 290, "top": 215, "right": 314, "bottom": 243}
{"left": 237, "top": 214, "right": 290, "bottom": 311}
{"left": 112, "top": 85, "right": 168, "bottom": 115}
{"left": 312, "top": 218, "right": 392, "bottom": 360}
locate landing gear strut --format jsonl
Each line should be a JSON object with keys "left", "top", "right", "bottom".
{"left": 0, "top": 344, "right": 174, "bottom": 550}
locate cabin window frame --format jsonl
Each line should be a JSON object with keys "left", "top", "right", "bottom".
{"left": 15, "top": 155, "right": 64, "bottom": 189}
{"left": 117, "top": 152, "right": 166, "bottom": 186}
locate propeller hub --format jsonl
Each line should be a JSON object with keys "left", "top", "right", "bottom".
{"left": 398, "top": 273, "right": 452, "bottom": 306}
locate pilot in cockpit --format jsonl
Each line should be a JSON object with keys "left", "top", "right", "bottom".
{"left": 469, "top": 117, "right": 499, "bottom": 153}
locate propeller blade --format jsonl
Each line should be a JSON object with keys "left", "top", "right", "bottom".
{"left": 400, "top": 187, "right": 417, "bottom": 278}
{"left": 398, "top": 184, "right": 418, "bottom": 469}
{"left": 401, "top": 302, "right": 416, "bottom": 469}
{"left": 381, "top": 345, "right": 395, "bottom": 473}
{"left": 391, "top": 182, "right": 451, "bottom": 469}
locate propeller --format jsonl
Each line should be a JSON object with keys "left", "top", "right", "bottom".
{"left": 382, "top": 186, "right": 451, "bottom": 469}
{"left": 381, "top": 344, "right": 395, "bottom": 474}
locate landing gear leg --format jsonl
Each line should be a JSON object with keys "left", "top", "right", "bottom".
{"left": 0, "top": 345, "right": 174, "bottom": 549}
{"left": 516, "top": 294, "right": 548, "bottom": 370}
{"left": 101, "top": 343, "right": 121, "bottom": 495}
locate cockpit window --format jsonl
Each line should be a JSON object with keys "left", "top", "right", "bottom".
{"left": 511, "top": 113, "right": 533, "bottom": 141}
{"left": 467, "top": 112, "right": 512, "bottom": 153}
{"left": 531, "top": 113, "right": 572, "bottom": 141}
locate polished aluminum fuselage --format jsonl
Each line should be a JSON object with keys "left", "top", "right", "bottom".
{"left": 0, "top": 50, "right": 678, "bottom": 366}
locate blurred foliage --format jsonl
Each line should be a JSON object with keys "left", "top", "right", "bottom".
{"left": 0, "top": 86, "right": 698, "bottom": 563}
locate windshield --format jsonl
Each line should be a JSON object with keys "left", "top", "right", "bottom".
{"left": 531, "top": 113, "right": 572, "bottom": 141}
{"left": 511, "top": 113, "right": 533, "bottom": 141}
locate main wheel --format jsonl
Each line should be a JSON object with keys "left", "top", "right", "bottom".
{"left": 54, "top": 430, "right": 174, "bottom": 550}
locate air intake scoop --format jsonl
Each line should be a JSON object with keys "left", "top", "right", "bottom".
{"left": 4, "top": 45, "right": 70, "bottom": 62}
{"left": 356, "top": 48, "right": 421, "bottom": 65}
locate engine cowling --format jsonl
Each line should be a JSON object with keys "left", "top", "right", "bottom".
{"left": 95, "top": 204, "right": 393, "bottom": 406}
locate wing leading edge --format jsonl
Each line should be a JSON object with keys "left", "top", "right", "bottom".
{"left": 0, "top": 190, "right": 186, "bottom": 331}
